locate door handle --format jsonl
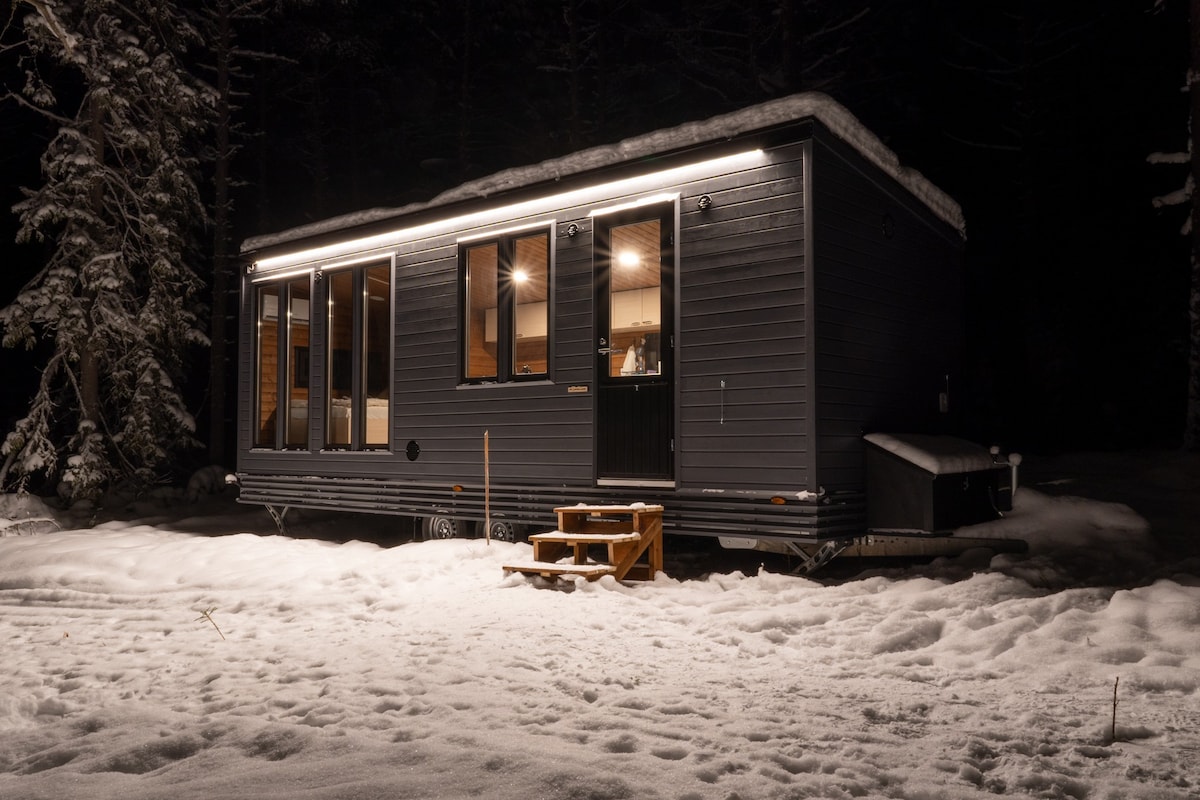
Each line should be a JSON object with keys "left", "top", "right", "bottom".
{"left": 597, "top": 347, "right": 618, "bottom": 354}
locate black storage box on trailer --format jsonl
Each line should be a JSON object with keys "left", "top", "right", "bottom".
{"left": 864, "top": 433, "right": 1005, "bottom": 534}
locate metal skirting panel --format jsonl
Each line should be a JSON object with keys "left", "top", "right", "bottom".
{"left": 235, "top": 473, "right": 865, "bottom": 540}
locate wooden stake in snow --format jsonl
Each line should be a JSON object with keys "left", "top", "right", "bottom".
{"left": 1111, "top": 675, "right": 1120, "bottom": 743}
{"left": 484, "top": 430, "right": 491, "bottom": 545}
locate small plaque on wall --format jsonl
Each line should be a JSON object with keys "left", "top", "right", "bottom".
{"left": 567, "top": 385, "right": 589, "bottom": 394}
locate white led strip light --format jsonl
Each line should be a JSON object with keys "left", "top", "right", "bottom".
{"left": 252, "top": 149, "right": 765, "bottom": 274}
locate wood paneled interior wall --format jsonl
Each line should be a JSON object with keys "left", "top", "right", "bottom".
{"left": 257, "top": 319, "right": 278, "bottom": 445}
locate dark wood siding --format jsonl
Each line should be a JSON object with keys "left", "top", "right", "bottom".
{"left": 810, "top": 131, "right": 964, "bottom": 491}
{"left": 677, "top": 145, "right": 809, "bottom": 491}
{"left": 238, "top": 145, "right": 806, "bottom": 494}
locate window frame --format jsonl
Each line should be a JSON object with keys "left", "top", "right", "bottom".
{"left": 253, "top": 282, "right": 283, "bottom": 450}
{"left": 458, "top": 223, "right": 554, "bottom": 385}
{"left": 253, "top": 273, "right": 314, "bottom": 450}
{"left": 322, "top": 259, "right": 394, "bottom": 451}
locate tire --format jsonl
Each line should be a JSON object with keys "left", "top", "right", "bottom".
{"left": 477, "top": 519, "right": 524, "bottom": 543}
{"left": 421, "top": 514, "right": 459, "bottom": 540}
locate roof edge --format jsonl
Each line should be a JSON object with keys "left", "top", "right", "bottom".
{"left": 242, "top": 92, "right": 963, "bottom": 254}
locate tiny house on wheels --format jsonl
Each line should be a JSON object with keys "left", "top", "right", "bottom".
{"left": 235, "top": 92, "right": 985, "bottom": 568}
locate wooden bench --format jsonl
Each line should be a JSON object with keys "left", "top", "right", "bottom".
{"left": 502, "top": 504, "right": 664, "bottom": 581}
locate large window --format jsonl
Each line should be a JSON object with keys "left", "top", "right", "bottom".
{"left": 252, "top": 261, "right": 390, "bottom": 451}
{"left": 462, "top": 228, "right": 550, "bottom": 382}
{"left": 254, "top": 277, "right": 311, "bottom": 448}
{"left": 326, "top": 263, "right": 392, "bottom": 449}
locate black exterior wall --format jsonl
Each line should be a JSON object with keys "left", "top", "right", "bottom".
{"left": 810, "top": 127, "right": 966, "bottom": 493}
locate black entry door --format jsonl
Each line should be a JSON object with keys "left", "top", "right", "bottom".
{"left": 594, "top": 203, "right": 674, "bottom": 483}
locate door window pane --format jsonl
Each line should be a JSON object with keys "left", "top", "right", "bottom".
{"left": 608, "top": 219, "right": 662, "bottom": 378}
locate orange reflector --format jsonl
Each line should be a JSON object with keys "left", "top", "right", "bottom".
{"left": 770, "top": 496, "right": 786, "bottom": 505}
{"left": 452, "top": 485, "right": 463, "bottom": 492}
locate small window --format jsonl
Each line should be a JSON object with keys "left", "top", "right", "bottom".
{"left": 461, "top": 229, "right": 551, "bottom": 382}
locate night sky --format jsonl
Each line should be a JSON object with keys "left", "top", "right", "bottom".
{"left": 0, "top": 0, "right": 1192, "bottom": 455}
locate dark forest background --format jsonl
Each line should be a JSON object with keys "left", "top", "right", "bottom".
{"left": 1, "top": 0, "right": 1192, "bottom": 472}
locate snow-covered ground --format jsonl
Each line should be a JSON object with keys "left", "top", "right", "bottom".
{"left": 2, "top": 454, "right": 1199, "bottom": 800}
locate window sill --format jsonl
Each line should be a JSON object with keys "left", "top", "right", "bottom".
{"left": 456, "top": 379, "right": 554, "bottom": 390}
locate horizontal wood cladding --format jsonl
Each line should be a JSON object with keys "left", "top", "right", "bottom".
{"left": 810, "top": 133, "right": 964, "bottom": 491}
{"left": 676, "top": 144, "right": 808, "bottom": 491}
{"left": 240, "top": 140, "right": 795, "bottom": 496}
{"left": 236, "top": 472, "right": 864, "bottom": 540}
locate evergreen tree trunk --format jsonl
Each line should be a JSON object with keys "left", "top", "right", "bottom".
{"left": 1187, "top": 0, "right": 1200, "bottom": 450}
{"left": 81, "top": 94, "right": 105, "bottom": 427}
{"left": 457, "top": 0, "right": 474, "bottom": 181}
{"left": 209, "top": 0, "right": 233, "bottom": 467}
{"left": 564, "top": 0, "right": 582, "bottom": 150}
{"left": 777, "top": 0, "right": 798, "bottom": 91}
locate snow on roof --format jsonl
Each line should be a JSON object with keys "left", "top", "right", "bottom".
{"left": 242, "top": 93, "right": 964, "bottom": 253}
{"left": 863, "top": 432, "right": 996, "bottom": 475}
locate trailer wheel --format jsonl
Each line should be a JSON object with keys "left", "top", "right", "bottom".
{"left": 421, "top": 515, "right": 459, "bottom": 540}
{"left": 477, "top": 519, "right": 525, "bottom": 543}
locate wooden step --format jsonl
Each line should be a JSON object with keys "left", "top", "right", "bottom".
{"left": 503, "top": 502, "right": 665, "bottom": 582}
{"left": 529, "top": 530, "right": 640, "bottom": 544}
{"left": 501, "top": 561, "right": 616, "bottom": 580}
{"left": 530, "top": 528, "right": 640, "bottom": 568}
{"left": 555, "top": 504, "right": 664, "bottom": 514}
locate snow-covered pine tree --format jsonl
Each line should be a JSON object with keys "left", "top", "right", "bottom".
{"left": 0, "top": 0, "right": 215, "bottom": 502}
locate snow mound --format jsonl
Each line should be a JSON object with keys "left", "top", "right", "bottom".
{"left": 0, "top": 493, "right": 62, "bottom": 537}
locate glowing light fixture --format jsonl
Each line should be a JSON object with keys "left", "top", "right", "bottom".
{"left": 252, "top": 149, "right": 766, "bottom": 274}
{"left": 513, "top": 269, "right": 529, "bottom": 283}
{"left": 249, "top": 265, "right": 315, "bottom": 284}
{"left": 458, "top": 220, "right": 550, "bottom": 244}
{"left": 617, "top": 251, "right": 641, "bottom": 269}
{"left": 588, "top": 192, "right": 679, "bottom": 218}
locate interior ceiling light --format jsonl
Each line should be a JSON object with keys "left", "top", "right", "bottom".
{"left": 617, "top": 251, "right": 641, "bottom": 268}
